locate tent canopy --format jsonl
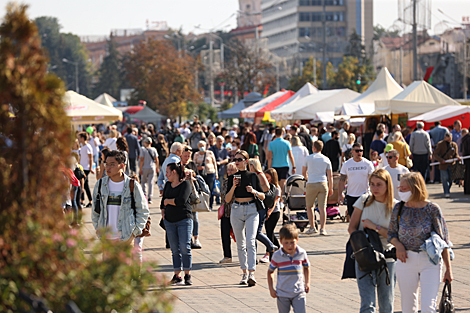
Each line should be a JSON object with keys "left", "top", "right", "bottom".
{"left": 340, "top": 102, "right": 375, "bottom": 116}
{"left": 407, "top": 105, "right": 470, "bottom": 130}
{"left": 129, "top": 105, "right": 165, "bottom": 123}
{"left": 218, "top": 92, "right": 263, "bottom": 119}
{"left": 64, "top": 91, "right": 122, "bottom": 125}
{"left": 350, "top": 67, "right": 403, "bottom": 104}
{"left": 240, "top": 90, "right": 295, "bottom": 118}
{"left": 375, "top": 80, "right": 461, "bottom": 115}
{"left": 271, "top": 82, "right": 318, "bottom": 112}
{"left": 271, "top": 89, "right": 360, "bottom": 120}
{"left": 94, "top": 93, "right": 117, "bottom": 107}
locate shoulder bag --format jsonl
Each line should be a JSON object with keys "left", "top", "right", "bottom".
{"left": 251, "top": 174, "right": 265, "bottom": 211}
{"left": 130, "top": 179, "right": 151, "bottom": 237}
{"left": 439, "top": 280, "right": 455, "bottom": 313}
{"left": 191, "top": 178, "right": 210, "bottom": 212}
{"left": 94, "top": 179, "right": 103, "bottom": 214}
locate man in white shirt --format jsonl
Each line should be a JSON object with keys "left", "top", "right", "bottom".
{"left": 384, "top": 149, "right": 410, "bottom": 200}
{"left": 78, "top": 132, "right": 94, "bottom": 207}
{"left": 338, "top": 143, "right": 375, "bottom": 219}
{"left": 89, "top": 131, "right": 100, "bottom": 174}
{"left": 303, "top": 141, "right": 333, "bottom": 235}
{"left": 338, "top": 122, "right": 350, "bottom": 150}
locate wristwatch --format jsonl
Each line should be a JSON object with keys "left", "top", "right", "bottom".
{"left": 376, "top": 225, "right": 381, "bottom": 232}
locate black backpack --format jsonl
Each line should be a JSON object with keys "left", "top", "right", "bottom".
{"left": 350, "top": 228, "right": 390, "bottom": 285}
{"left": 263, "top": 183, "right": 277, "bottom": 209}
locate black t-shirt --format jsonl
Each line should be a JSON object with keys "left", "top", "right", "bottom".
{"left": 227, "top": 170, "right": 263, "bottom": 198}
{"left": 184, "top": 161, "right": 198, "bottom": 173}
{"left": 161, "top": 180, "right": 192, "bottom": 223}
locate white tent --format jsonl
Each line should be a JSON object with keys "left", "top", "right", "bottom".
{"left": 408, "top": 105, "right": 470, "bottom": 123}
{"left": 64, "top": 91, "right": 122, "bottom": 124}
{"left": 94, "top": 93, "right": 117, "bottom": 107}
{"left": 375, "top": 81, "right": 460, "bottom": 115}
{"left": 271, "top": 89, "right": 360, "bottom": 120}
{"left": 272, "top": 82, "right": 318, "bottom": 112}
{"left": 240, "top": 90, "right": 287, "bottom": 118}
{"left": 341, "top": 67, "right": 403, "bottom": 116}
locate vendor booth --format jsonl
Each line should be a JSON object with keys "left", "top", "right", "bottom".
{"left": 128, "top": 105, "right": 165, "bottom": 124}
{"left": 64, "top": 91, "right": 122, "bottom": 125}
{"left": 218, "top": 92, "right": 263, "bottom": 119}
{"left": 240, "top": 90, "right": 295, "bottom": 123}
{"left": 407, "top": 105, "right": 470, "bottom": 130}
{"left": 94, "top": 93, "right": 117, "bottom": 107}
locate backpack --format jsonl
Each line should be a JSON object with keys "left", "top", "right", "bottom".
{"left": 263, "top": 183, "right": 277, "bottom": 209}
{"left": 345, "top": 146, "right": 353, "bottom": 160}
{"left": 350, "top": 228, "right": 390, "bottom": 285}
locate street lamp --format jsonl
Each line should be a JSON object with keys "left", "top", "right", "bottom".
{"left": 62, "top": 58, "right": 79, "bottom": 94}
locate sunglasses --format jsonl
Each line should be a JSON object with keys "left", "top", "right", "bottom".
{"left": 184, "top": 148, "right": 192, "bottom": 152}
{"left": 233, "top": 158, "right": 246, "bottom": 162}
{"left": 387, "top": 156, "right": 395, "bottom": 159}
{"left": 354, "top": 149, "right": 363, "bottom": 153}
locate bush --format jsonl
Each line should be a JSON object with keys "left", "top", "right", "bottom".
{"left": 0, "top": 4, "right": 172, "bottom": 312}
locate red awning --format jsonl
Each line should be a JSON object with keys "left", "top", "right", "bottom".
{"left": 256, "top": 90, "right": 295, "bottom": 117}
{"left": 125, "top": 106, "right": 144, "bottom": 114}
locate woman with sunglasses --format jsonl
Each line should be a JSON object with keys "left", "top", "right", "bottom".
{"left": 388, "top": 172, "right": 452, "bottom": 313}
{"left": 225, "top": 150, "right": 265, "bottom": 286}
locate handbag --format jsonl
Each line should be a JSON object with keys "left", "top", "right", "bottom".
{"left": 451, "top": 161, "right": 465, "bottom": 180}
{"left": 439, "top": 280, "right": 455, "bottom": 313}
{"left": 198, "top": 152, "right": 208, "bottom": 178}
{"left": 218, "top": 203, "right": 225, "bottom": 220}
{"left": 341, "top": 240, "right": 356, "bottom": 279}
{"left": 191, "top": 179, "right": 210, "bottom": 212}
{"left": 251, "top": 175, "right": 265, "bottom": 211}
{"left": 405, "top": 156, "right": 413, "bottom": 169}
{"left": 130, "top": 179, "right": 151, "bottom": 237}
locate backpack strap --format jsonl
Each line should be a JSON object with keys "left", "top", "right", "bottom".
{"left": 130, "top": 179, "right": 136, "bottom": 218}
{"left": 94, "top": 178, "right": 103, "bottom": 214}
{"left": 397, "top": 201, "right": 405, "bottom": 231}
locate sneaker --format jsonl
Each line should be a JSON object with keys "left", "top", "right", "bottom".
{"left": 170, "top": 275, "right": 183, "bottom": 285}
{"left": 192, "top": 239, "right": 202, "bottom": 249}
{"left": 305, "top": 227, "right": 317, "bottom": 235}
{"left": 184, "top": 274, "right": 193, "bottom": 285}
{"left": 148, "top": 199, "right": 152, "bottom": 204}
{"left": 247, "top": 272, "right": 257, "bottom": 286}
{"left": 320, "top": 229, "right": 328, "bottom": 236}
{"left": 240, "top": 273, "right": 248, "bottom": 285}
{"left": 445, "top": 193, "right": 450, "bottom": 198}
{"left": 259, "top": 254, "right": 270, "bottom": 263}
{"left": 219, "top": 257, "right": 232, "bottom": 264}
{"left": 85, "top": 203, "right": 92, "bottom": 208}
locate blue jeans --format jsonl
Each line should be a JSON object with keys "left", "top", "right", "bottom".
{"left": 256, "top": 208, "right": 276, "bottom": 252}
{"left": 440, "top": 168, "right": 452, "bottom": 194}
{"left": 355, "top": 261, "right": 396, "bottom": 313}
{"left": 164, "top": 218, "right": 193, "bottom": 271}
{"left": 230, "top": 202, "right": 259, "bottom": 271}
{"left": 204, "top": 173, "right": 216, "bottom": 209}
{"left": 192, "top": 212, "right": 199, "bottom": 237}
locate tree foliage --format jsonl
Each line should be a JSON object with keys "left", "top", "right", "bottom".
{"left": 35, "top": 16, "right": 93, "bottom": 96}
{"left": 331, "top": 56, "right": 374, "bottom": 92}
{"left": 373, "top": 24, "right": 400, "bottom": 41}
{"left": 224, "top": 40, "right": 275, "bottom": 95}
{"left": 93, "top": 37, "right": 122, "bottom": 99}
{"left": 287, "top": 57, "right": 335, "bottom": 91}
{"left": 0, "top": 4, "right": 171, "bottom": 312}
{"left": 123, "top": 39, "right": 199, "bottom": 118}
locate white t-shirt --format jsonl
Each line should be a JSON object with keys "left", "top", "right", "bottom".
{"left": 304, "top": 153, "right": 332, "bottom": 183}
{"left": 272, "top": 186, "right": 282, "bottom": 213}
{"left": 353, "top": 193, "right": 398, "bottom": 253}
{"left": 89, "top": 136, "right": 100, "bottom": 155}
{"left": 384, "top": 165, "right": 410, "bottom": 200}
{"left": 377, "top": 152, "right": 389, "bottom": 169}
{"left": 79, "top": 143, "right": 93, "bottom": 170}
{"left": 107, "top": 179, "right": 125, "bottom": 240}
{"left": 340, "top": 158, "right": 375, "bottom": 197}
{"left": 290, "top": 146, "right": 309, "bottom": 175}
{"left": 104, "top": 137, "right": 117, "bottom": 151}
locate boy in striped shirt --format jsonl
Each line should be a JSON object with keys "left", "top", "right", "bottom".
{"left": 267, "top": 223, "right": 310, "bottom": 313}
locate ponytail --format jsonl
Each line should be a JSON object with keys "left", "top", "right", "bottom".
{"left": 167, "top": 162, "right": 185, "bottom": 180}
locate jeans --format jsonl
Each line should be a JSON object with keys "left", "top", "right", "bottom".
{"left": 141, "top": 168, "right": 155, "bottom": 200}
{"left": 204, "top": 173, "right": 216, "bottom": 209}
{"left": 412, "top": 153, "right": 429, "bottom": 181}
{"left": 256, "top": 208, "right": 276, "bottom": 252}
{"left": 355, "top": 261, "right": 396, "bottom": 313}
{"left": 264, "top": 211, "right": 280, "bottom": 253}
{"left": 71, "top": 185, "right": 80, "bottom": 224}
{"left": 396, "top": 251, "right": 442, "bottom": 313}
{"left": 220, "top": 215, "right": 232, "bottom": 258}
{"left": 440, "top": 168, "right": 452, "bottom": 195}
{"left": 192, "top": 212, "right": 199, "bottom": 237}
{"left": 164, "top": 218, "right": 193, "bottom": 271}
{"left": 230, "top": 202, "right": 259, "bottom": 271}
{"left": 81, "top": 170, "right": 92, "bottom": 203}
{"left": 277, "top": 293, "right": 306, "bottom": 313}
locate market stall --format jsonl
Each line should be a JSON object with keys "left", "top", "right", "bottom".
{"left": 240, "top": 90, "right": 295, "bottom": 123}
{"left": 407, "top": 105, "right": 470, "bottom": 130}
{"left": 64, "top": 91, "right": 122, "bottom": 125}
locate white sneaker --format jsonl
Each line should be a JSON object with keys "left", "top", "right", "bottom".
{"left": 192, "top": 239, "right": 202, "bottom": 249}
{"left": 240, "top": 273, "right": 248, "bottom": 285}
{"left": 247, "top": 272, "right": 257, "bottom": 286}
{"left": 320, "top": 229, "right": 328, "bottom": 236}
{"left": 305, "top": 227, "right": 317, "bottom": 235}
{"left": 445, "top": 193, "right": 450, "bottom": 198}
{"left": 219, "top": 257, "right": 232, "bottom": 264}
{"left": 259, "top": 254, "right": 270, "bottom": 263}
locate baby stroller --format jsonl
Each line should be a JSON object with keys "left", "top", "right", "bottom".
{"left": 314, "top": 173, "right": 344, "bottom": 224}
{"left": 282, "top": 174, "right": 310, "bottom": 232}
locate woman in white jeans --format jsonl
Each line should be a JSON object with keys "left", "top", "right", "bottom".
{"left": 225, "top": 150, "right": 265, "bottom": 287}
{"left": 388, "top": 172, "right": 453, "bottom": 313}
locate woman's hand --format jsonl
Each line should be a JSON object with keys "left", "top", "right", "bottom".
{"left": 443, "top": 268, "right": 453, "bottom": 283}
{"left": 362, "top": 219, "right": 376, "bottom": 230}
{"left": 161, "top": 209, "right": 165, "bottom": 220}
{"left": 197, "top": 165, "right": 205, "bottom": 171}
{"left": 164, "top": 199, "right": 172, "bottom": 206}
{"left": 395, "top": 241, "right": 408, "bottom": 263}
{"left": 246, "top": 185, "right": 254, "bottom": 194}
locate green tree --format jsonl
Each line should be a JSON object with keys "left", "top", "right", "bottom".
{"left": 0, "top": 4, "right": 171, "bottom": 312}
{"left": 34, "top": 16, "right": 93, "bottom": 96}
{"left": 332, "top": 56, "right": 375, "bottom": 92}
{"left": 93, "top": 37, "right": 122, "bottom": 99}
{"left": 287, "top": 57, "right": 334, "bottom": 91}
{"left": 373, "top": 24, "right": 400, "bottom": 41}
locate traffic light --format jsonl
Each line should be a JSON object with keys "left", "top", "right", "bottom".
{"left": 356, "top": 74, "right": 361, "bottom": 85}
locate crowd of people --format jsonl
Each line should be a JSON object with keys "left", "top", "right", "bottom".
{"left": 62, "top": 115, "right": 463, "bottom": 313}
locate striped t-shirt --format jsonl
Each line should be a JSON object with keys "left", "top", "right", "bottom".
{"left": 268, "top": 246, "right": 310, "bottom": 298}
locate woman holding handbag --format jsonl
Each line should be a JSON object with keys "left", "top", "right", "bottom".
{"left": 161, "top": 162, "right": 194, "bottom": 286}
{"left": 388, "top": 172, "right": 453, "bottom": 313}
{"left": 219, "top": 162, "right": 238, "bottom": 264}
{"left": 348, "top": 169, "right": 398, "bottom": 313}
{"left": 193, "top": 140, "right": 218, "bottom": 210}
{"left": 225, "top": 150, "right": 265, "bottom": 286}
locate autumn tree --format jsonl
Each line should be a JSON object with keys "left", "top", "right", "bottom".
{"left": 287, "top": 57, "right": 335, "bottom": 91}
{"left": 93, "top": 37, "right": 122, "bottom": 99}
{"left": 331, "top": 56, "right": 375, "bottom": 92}
{"left": 224, "top": 39, "right": 276, "bottom": 96}
{"left": 123, "top": 39, "right": 199, "bottom": 118}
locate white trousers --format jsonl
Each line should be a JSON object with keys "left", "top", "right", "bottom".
{"left": 396, "top": 251, "right": 442, "bottom": 313}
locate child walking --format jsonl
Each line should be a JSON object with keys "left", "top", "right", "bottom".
{"left": 267, "top": 223, "right": 310, "bottom": 313}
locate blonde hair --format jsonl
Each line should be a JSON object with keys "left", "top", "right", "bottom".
{"left": 401, "top": 172, "right": 428, "bottom": 202}
{"left": 365, "top": 169, "right": 394, "bottom": 216}
{"left": 291, "top": 136, "right": 302, "bottom": 147}
{"left": 248, "top": 158, "right": 263, "bottom": 173}
{"left": 393, "top": 131, "right": 404, "bottom": 142}
{"left": 348, "top": 133, "right": 356, "bottom": 144}
{"left": 225, "top": 162, "right": 238, "bottom": 178}
{"left": 109, "top": 129, "right": 117, "bottom": 138}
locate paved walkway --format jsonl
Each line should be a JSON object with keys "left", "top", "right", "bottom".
{"left": 83, "top": 176, "right": 470, "bottom": 312}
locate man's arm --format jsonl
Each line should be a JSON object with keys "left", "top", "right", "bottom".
{"left": 267, "top": 150, "right": 273, "bottom": 169}
{"left": 338, "top": 174, "right": 347, "bottom": 204}
{"left": 302, "top": 166, "right": 308, "bottom": 181}
{"left": 288, "top": 150, "right": 295, "bottom": 174}
{"left": 327, "top": 169, "right": 333, "bottom": 197}
{"left": 409, "top": 133, "right": 415, "bottom": 153}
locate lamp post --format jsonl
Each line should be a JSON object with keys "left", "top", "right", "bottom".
{"left": 211, "top": 33, "right": 225, "bottom": 103}
{"left": 62, "top": 58, "right": 79, "bottom": 93}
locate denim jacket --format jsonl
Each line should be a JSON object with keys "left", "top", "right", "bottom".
{"left": 92, "top": 175, "right": 150, "bottom": 241}
{"left": 420, "top": 231, "right": 455, "bottom": 265}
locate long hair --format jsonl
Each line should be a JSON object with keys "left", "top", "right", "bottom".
{"left": 167, "top": 162, "right": 185, "bottom": 181}
{"left": 264, "top": 168, "right": 279, "bottom": 188}
{"left": 235, "top": 150, "right": 250, "bottom": 171}
{"left": 248, "top": 158, "right": 263, "bottom": 173}
{"left": 401, "top": 172, "right": 428, "bottom": 202}
{"left": 158, "top": 133, "right": 169, "bottom": 154}
{"left": 365, "top": 169, "right": 394, "bottom": 216}
{"left": 241, "top": 132, "right": 257, "bottom": 151}
{"left": 116, "top": 137, "right": 129, "bottom": 153}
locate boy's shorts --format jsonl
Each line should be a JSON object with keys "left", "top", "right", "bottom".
{"left": 276, "top": 292, "right": 306, "bottom": 313}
